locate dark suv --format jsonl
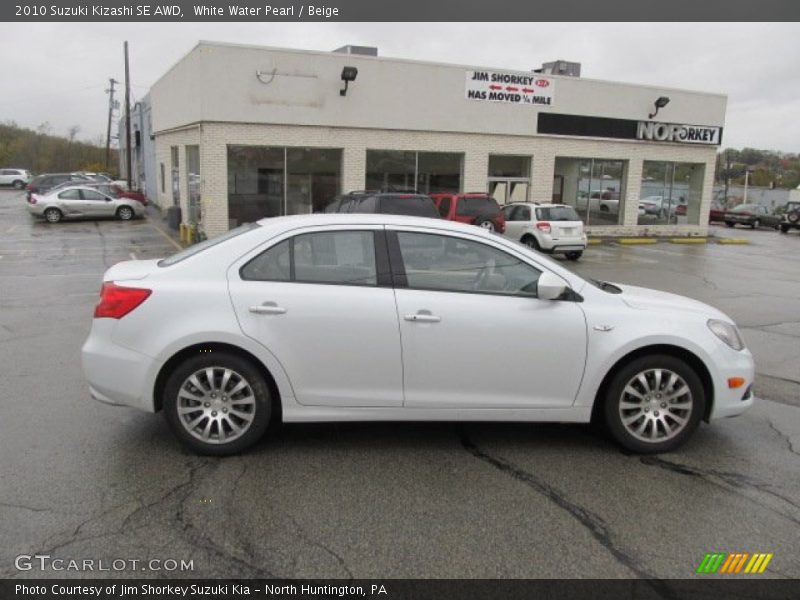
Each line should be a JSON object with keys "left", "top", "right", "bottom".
{"left": 779, "top": 201, "right": 800, "bottom": 233}
{"left": 428, "top": 192, "right": 506, "bottom": 233}
{"left": 323, "top": 191, "right": 440, "bottom": 218}
{"left": 26, "top": 173, "right": 90, "bottom": 200}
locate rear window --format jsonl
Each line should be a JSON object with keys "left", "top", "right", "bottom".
{"left": 731, "top": 204, "right": 758, "bottom": 213}
{"left": 379, "top": 195, "right": 439, "bottom": 218}
{"left": 536, "top": 206, "right": 580, "bottom": 221}
{"left": 456, "top": 197, "right": 500, "bottom": 217}
{"left": 158, "top": 223, "right": 258, "bottom": 267}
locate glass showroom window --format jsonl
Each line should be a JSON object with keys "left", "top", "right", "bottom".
{"left": 366, "top": 150, "right": 463, "bottom": 194}
{"left": 553, "top": 158, "right": 627, "bottom": 226}
{"left": 488, "top": 155, "right": 531, "bottom": 204}
{"left": 185, "top": 145, "right": 201, "bottom": 223}
{"left": 638, "top": 162, "right": 705, "bottom": 226}
{"left": 227, "top": 146, "right": 342, "bottom": 228}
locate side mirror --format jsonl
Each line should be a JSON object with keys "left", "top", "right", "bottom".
{"left": 537, "top": 272, "right": 567, "bottom": 300}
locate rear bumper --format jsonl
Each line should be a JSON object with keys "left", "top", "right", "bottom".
{"left": 81, "top": 320, "right": 160, "bottom": 412}
{"left": 539, "top": 234, "right": 587, "bottom": 253}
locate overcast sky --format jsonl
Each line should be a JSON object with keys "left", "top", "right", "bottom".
{"left": 0, "top": 22, "right": 798, "bottom": 152}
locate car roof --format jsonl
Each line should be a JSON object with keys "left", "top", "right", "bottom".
{"left": 257, "top": 212, "right": 491, "bottom": 235}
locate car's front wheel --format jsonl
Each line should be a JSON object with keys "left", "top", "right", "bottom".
{"left": 725, "top": 222, "right": 734, "bottom": 228}
{"left": 780, "top": 224, "right": 789, "bottom": 233}
{"left": 13, "top": 180, "right": 25, "bottom": 190}
{"left": 603, "top": 354, "right": 705, "bottom": 454}
{"left": 752, "top": 219, "right": 760, "bottom": 229}
{"left": 163, "top": 352, "right": 273, "bottom": 455}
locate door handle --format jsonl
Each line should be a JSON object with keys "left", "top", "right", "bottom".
{"left": 249, "top": 302, "right": 287, "bottom": 315}
{"left": 404, "top": 312, "right": 441, "bottom": 323}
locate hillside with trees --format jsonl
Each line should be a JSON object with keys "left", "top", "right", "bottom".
{"left": 716, "top": 147, "right": 800, "bottom": 189}
{"left": 0, "top": 121, "right": 117, "bottom": 176}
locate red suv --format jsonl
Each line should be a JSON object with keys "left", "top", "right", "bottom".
{"left": 428, "top": 192, "right": 505, "bottom": 233}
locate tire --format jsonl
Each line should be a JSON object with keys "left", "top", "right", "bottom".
{"left": 12, "top": 180, "right": 24, "bottom": 190}
{"left": 44, "top": 208, "right": 62, "bottom": 223}
{"left": 725, "top": 222, "right": 734, "bottom": 228}
{"left": 565, "top": 251, "right": 583, "bottom": 261}
{"left": 603, "top": 354, "right": 705, "bottom": 454}
{"left": 787, "top": 212, "right": 800, "bottom": 224}
{"left": 599, "top": 204, "right": 609, "bottom": 213}
{"left": 117, "top": 206, "right": 134, "bottom": 221}
{"left": 752, "top": 219, "right": 760, "bottom": 229}
{"left": 163, "top": 352, "right": 273, "bottom": 455}
{"left": 521, "top": 234, "right": 541, "bottom": 252}
{"left": 474, "top": 216, "right": 495, "bottom": 232}
{"left": 780, "top": 225, "right": 789, "bottom": 233}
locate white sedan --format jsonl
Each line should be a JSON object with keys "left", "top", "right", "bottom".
{"left": 82, "top": 214, "right": 754, "bottom": 455}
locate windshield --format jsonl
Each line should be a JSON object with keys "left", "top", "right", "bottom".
{"left": 158, "top": 223, "right": 259, "bottom": 267}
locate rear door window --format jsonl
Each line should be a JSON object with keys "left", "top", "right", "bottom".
{"left": 379, "top": 195, "right": 439, "bottom": 218}
{"left": 536, "top": 206, "right": 580, "bottom": 221}
{"left": 456, "top": 197, "right": 500, "bottom": 217}
{"left": 294, "top": 231, "right": 377, "bottom": 286}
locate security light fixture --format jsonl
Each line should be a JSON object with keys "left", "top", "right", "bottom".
{"left": 648, "top": 96, "right": 670, "bottom": 119}
{"left": 340, "top": 66, "right": 358, "bottom": 96}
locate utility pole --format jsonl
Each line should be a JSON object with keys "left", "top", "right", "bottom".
{"left": 104, "top": 78, "right": 118, "bottom": 170}
{"left": 124, "top": 41, "right": 132, "bottom": 190}
{"left": 743, "top": 168, "right": 751, "bottom": 205}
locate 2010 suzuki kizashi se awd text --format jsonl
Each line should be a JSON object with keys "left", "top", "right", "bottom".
{"left": 81, "top": 214, "right": 754, "bottom": 455}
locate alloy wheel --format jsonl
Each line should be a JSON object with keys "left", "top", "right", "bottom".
{"left": 618, "top": 368, "right": 693, "bottom": 443}
{"left": 119, "top": 207, "right": 133, "bottom": 220}
{"left": 479, "top": 221, "right": 495, "bottom": 231}
{"left": 176, "top": 367, "right": 257, "bottom": 444}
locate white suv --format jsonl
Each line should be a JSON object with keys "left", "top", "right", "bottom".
{"left": 0, "top": 168, "right": 32, "bottom": 189}
{"left": 501, "top": 202, "right": 587, "bottom": 260}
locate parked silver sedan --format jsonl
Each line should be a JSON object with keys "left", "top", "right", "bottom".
{"left": 27, "top": 185, "right": 145, "bottom": 223}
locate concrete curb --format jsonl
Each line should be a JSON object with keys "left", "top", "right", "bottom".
{"left": 587, "top": 237, "right": 750, "bottom": 246}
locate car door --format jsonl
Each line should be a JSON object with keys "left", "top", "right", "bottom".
{"left": 55, "top": 188, "right": 83, "bottom": 215}
{"left": 389, "top": 228, "right": 587, "bottom": 409}
{"left": 228, "top": 226, "right": 403, "bottom": 407}
{"left": 0, "top": 170, "right": 10, "bottom": 185}
{"left": 79, "top": 188, "right": 115, "bottom": 217}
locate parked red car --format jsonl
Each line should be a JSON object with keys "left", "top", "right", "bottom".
{"left": 708, "top": 200, "right": 726, "bottom": 223}
{"left": 428, "top": 192, "right": 505, "bottom": 233}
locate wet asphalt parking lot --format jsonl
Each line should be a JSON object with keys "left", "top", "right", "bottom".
{"left": 0, "top": 187, "right": 798, "bottom": 580}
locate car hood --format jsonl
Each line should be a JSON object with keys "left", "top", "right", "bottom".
{"left": 614, "top": 283, "right": 728, "bottom": 320}
{"left": 103, "top": 259, "right": 161, "bottom": 282}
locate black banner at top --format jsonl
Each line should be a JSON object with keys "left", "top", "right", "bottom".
{"left": 3, "top": 0, "right": 800, "bottom": 21}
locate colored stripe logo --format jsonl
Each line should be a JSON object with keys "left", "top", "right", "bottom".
{"left": 696, "top": 552, "right": 773, "bottom": 574}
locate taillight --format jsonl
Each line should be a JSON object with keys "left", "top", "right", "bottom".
{"left": 94, "top": 282, "right": 151, "bottom": 319}
{"left": 536, "top": 222, "right": 552, "bottom": 233}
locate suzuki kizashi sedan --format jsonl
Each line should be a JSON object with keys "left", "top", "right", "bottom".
{"left": 82, "top": 214, "right": 754, "bottom": 455}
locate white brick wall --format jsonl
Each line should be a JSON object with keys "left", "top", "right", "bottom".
{"left": 155, "top": 122, "right": 717, "bottom": 239}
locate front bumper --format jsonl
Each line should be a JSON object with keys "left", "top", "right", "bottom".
{"left": 708, "top": 347, "right": 756, "bottom": 420}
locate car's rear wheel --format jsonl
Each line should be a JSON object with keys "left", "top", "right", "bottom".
{"left": 117, "top": 206, "right": 134, "bottom": 221}
{"left": 725, "top": 222, "right": 734, "bottom": 228}
{"left": 13, "top": 180, "right": 24, "bottom": 189}
{"left": 603, "top": 354, "right": 705, "bottom": 454}
{"left": 565, "top": 251, "right": 583, "bottom": 261}
{"left": 474, "top": 216, "right": 495, "bottom": 232}
{"left": 163, "top": 352, "right": 273, "bottom": 455}
{"left": 521, "top": 234, "right": 540, "bottom": 251}
{"left": 752, "top": 219, "right": 760, "bottom": 229}
{"left": 44, "top": 208, "right": 62, "bottom": 223}
{"left": 780, "top": 224, "right": 789, "bottom": 233}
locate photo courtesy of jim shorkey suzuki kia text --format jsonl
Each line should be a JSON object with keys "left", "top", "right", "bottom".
{"left": 14, "top": 584, "right": 386, "bottom": 596}
{"left": 26, "top": 4, "right": 343, "bottom": 18}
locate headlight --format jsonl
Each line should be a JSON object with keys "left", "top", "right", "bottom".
{"left": 707, "top": 319, "right": 745, "bottom": 351}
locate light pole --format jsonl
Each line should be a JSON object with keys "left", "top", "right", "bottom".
{"left": 743, "top": 168, "right": 753, "bottom": 204}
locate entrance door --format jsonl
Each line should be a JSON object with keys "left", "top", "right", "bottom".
{"left": 488, "top": 178, "right": 529, "bottom": 205}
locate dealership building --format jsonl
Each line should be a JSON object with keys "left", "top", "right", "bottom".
{"left": 139, "top": 41, "right": 727, "bottom": 238}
